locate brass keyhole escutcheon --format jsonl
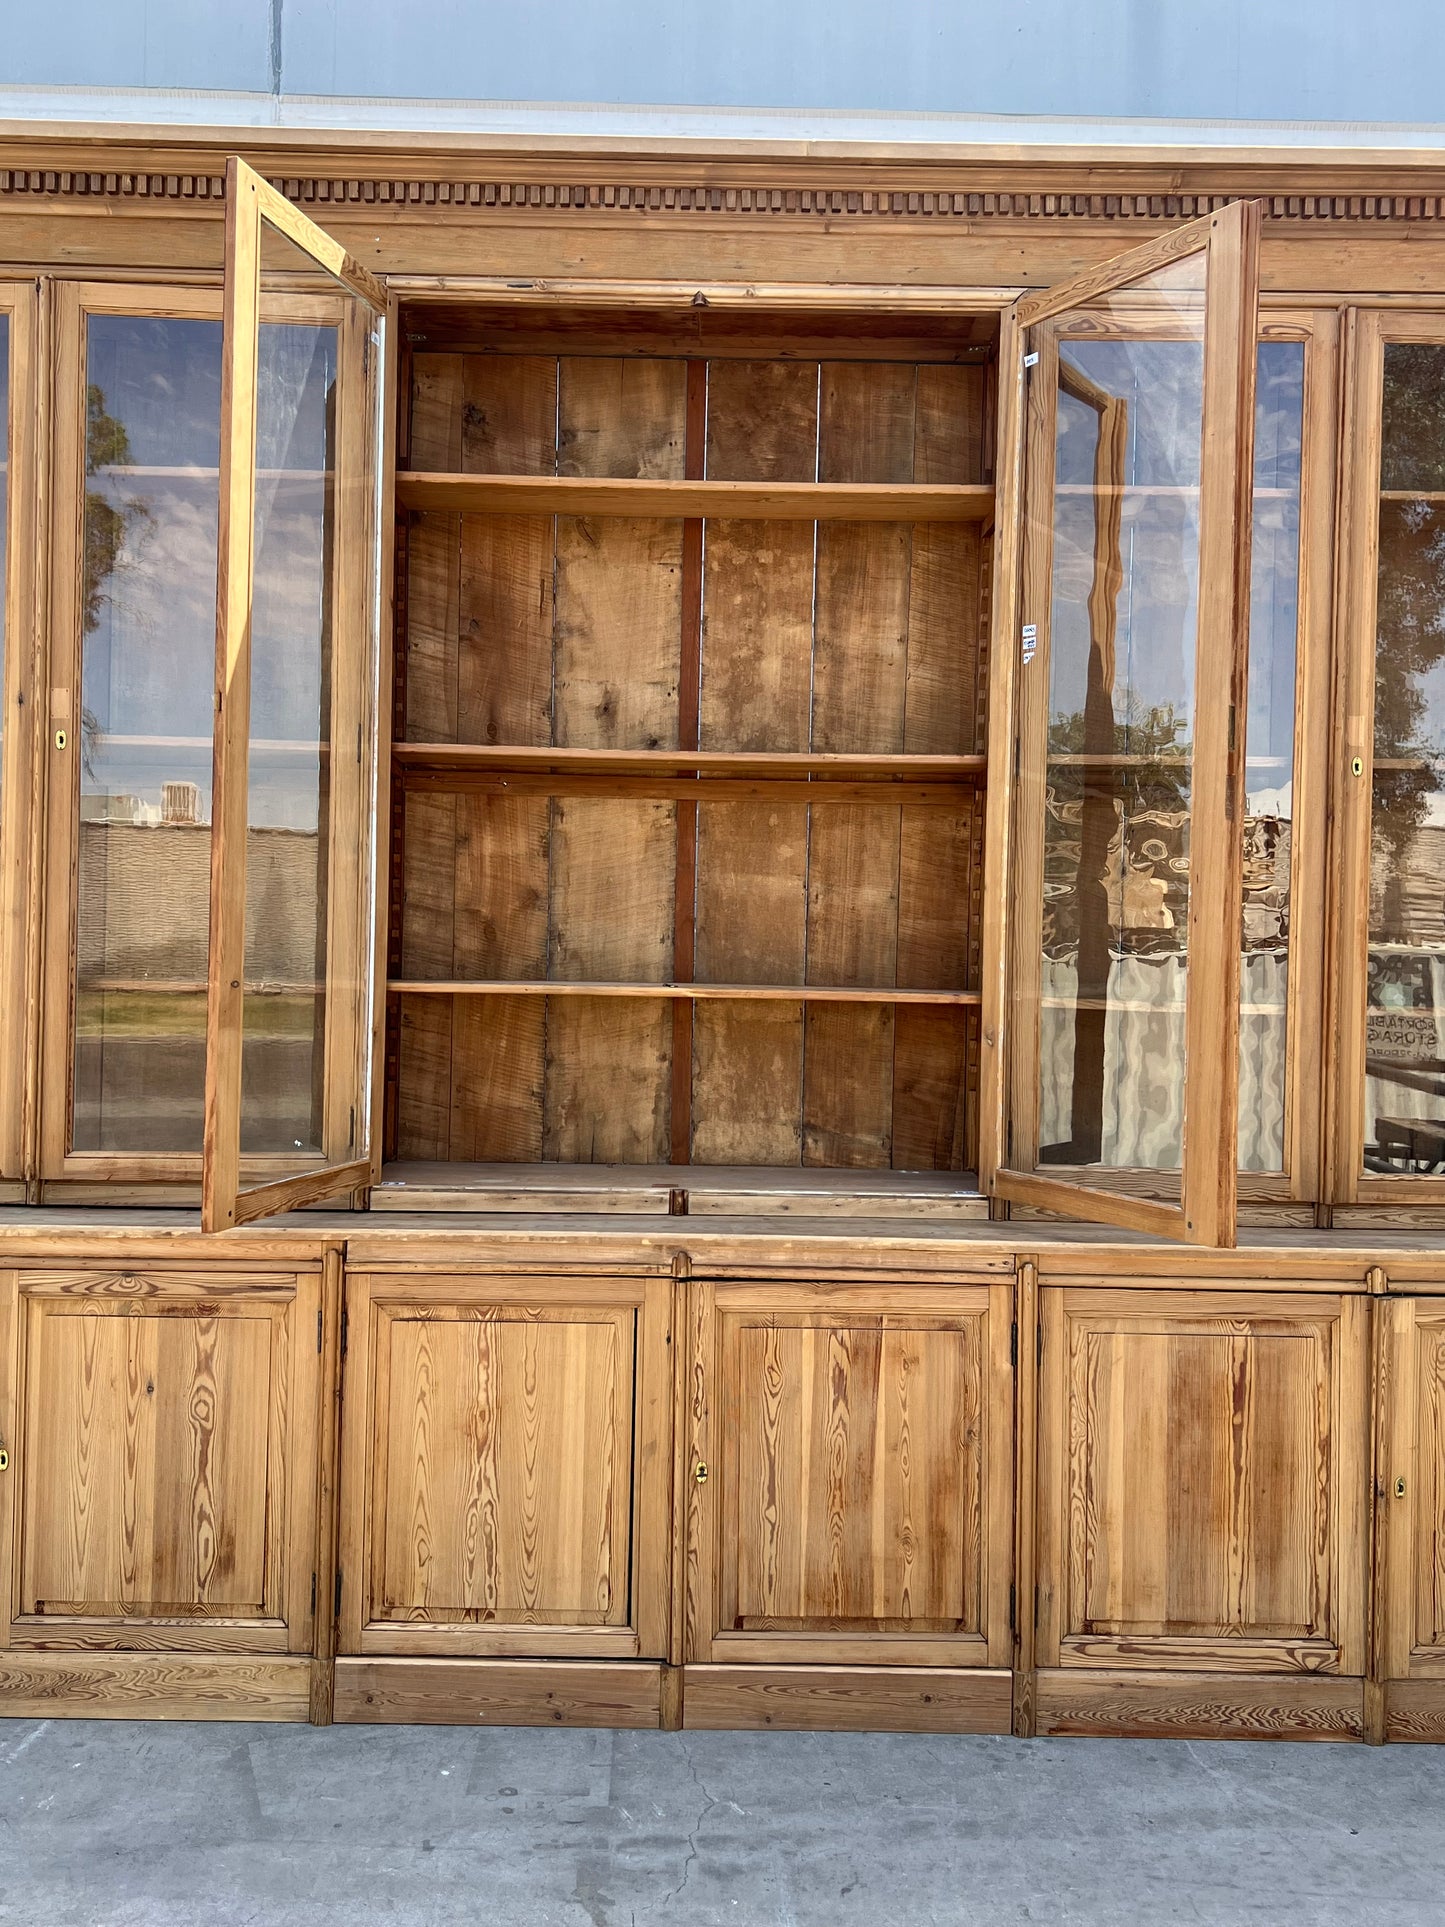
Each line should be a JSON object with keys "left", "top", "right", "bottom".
{"left": 1395, "top": 1476, "right": 1407, "bottom": 1499}
{"left": 54, "top": 729, "right": 67, "bottom": 751}
{"left": 0, "top": 1444, "right": 9, "bottom": 1472}
{"left": 695, "top": 1462, "right": 709, "bottom": 1485}
{"left": 1351, "top": 755, "right": 1364, "bottom": 777}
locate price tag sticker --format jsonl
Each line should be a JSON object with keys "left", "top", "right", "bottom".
{"left": 1021, "top": 624, "right": 1038, "bottom": 665}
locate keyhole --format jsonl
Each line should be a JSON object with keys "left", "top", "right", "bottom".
{"left": 146, "top": 1380, "right": 155, "bottom": 1397}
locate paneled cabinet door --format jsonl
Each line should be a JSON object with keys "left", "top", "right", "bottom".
{"left": 1038, "top": 1288, "right": 1369, "bottom": 1676}
{"left": 683, "top": 1281, "right": 1015, "bottom": 1667}
{"left": 0, "top": 1266, "right": 323, "bottom": 1652}
{"left": 337, "top": 1273, "right": 672, "bottom": 1660}
{"left": 1375, "top": 1297, "right": 1445, "bottom": 1736}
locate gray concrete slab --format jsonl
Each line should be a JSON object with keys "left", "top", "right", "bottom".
{"left": 1, "top": 1718, "right": 1443, "bottom": 1926}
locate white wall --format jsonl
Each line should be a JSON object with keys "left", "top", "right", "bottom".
{"left": 7, "top": 0, "right": 1445, "bottom": 128}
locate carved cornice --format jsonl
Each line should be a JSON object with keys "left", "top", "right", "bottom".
{"left": 0, "top": 167, "right": 1443, "bottom": 225}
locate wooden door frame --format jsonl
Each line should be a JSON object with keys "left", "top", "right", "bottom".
{"left": 1037, "top": 1282, "right": 1370, "bottom": 1679}
{"left": 335, "top": 1268, "right": 674, "bottom": 1661}
{"left": 682, "top": 1276, "right": 1014, "bottom": 1670}
{"left": 36, "top": 277, "right": 370, "bottom": 1191}
{"left": 992, "top": 201, "right": 1262, "bottom": 1247}
{"left": 0, "top": 278, "right": 41, "bottom": 1191}
{"left": 0, "top": 1259, "right": 324, "bottom": 1656}
{"left": 1331, "top": 307, "right": 1445, "bottom": 1208}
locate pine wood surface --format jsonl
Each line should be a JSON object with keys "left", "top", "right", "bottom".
{"left": 392, "top": 345, "right": 986, "bottom": 1174}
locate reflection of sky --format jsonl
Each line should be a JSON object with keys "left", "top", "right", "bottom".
{"left": 1048, "top": 336, "right": 1303, "bottom": 815}
{"left": 80, "top": 317, "right": 336, "bottom": 831}
{"left": 1049, "top": 338, "right": 1204, "bottom": 748}
{"left": 1248, "top": 342, "right": 1304, "bottom": 812}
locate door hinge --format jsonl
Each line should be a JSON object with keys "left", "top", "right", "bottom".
{"left": 1008, "top": 1582, "right": 1016, "bottom": 1632}
{"left": 1037, "top": 1322, "right": 1043, "bottom": 1366}
{"left": 1034, "top": 1585, "right": 1040, "bottom": 1628}
{"left": 349, "top": 1106, "right": 356, "bottom": 1151}
{"left": 1010, "top": 1320, "right": 1018, "bottom": 1369}
{"left": 317, "top": 1309, "right": 323, "bottom": 1353}
{"left": 310, "top": 1571, "right": 317, "bottom": 1616}
{"left": 335, "top": 1569, "right": 343, "bottom": 1618}
{"left": 341, "top": 1304, "right": 349, "bottom": 1358}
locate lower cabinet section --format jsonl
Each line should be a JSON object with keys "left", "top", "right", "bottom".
{"left": 4, "top": 1247, "right": 1445, "bottom": 1742}
{"left": 0, "top": 1260, "right": 330, "bottom": 1722}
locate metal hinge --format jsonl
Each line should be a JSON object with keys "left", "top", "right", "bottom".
{"left": 335, "top": 1569, "right": 343, "bottom": 1618}
{"left": 1037, "top": 1322, "right": 1043, "bottom": 1366}
{"left": 1008, "top": 1582, "right": 1016, "bottom": 1632}
{"left": 310, "top": 1571, "right": 317, "bottom": 1616}
{"left": 349, "top": 1106, "right": 356, "bottom": 1151}
{"left": 1010, "top": 1320, "right": 1018, "bottom": 1369}
{"left": 341, "top": 1305, "right": 349, "bottom": 1358}
{"left": 317, "top": 1309, "right": 323, "bottom": 1353}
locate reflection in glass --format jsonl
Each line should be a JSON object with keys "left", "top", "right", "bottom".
{"left": 71, "top": 315, "right": 338, "bottom": 1156}
{"left": 1240, "top": 343, "right": 1304, "bottom": 1172}
{"left": 1037, "top": 266, "right": 1205, "bottom": 1173}
{"left": 240, "top": 324, "right": 337, "bottom": 1157}
{"left": 0, "top": 315, "right": 9, "bottom": 823}
{"left": 1364, "top": 343, "right": 1445, "bottom": 1175}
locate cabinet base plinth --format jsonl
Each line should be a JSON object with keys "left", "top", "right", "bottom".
{"left": 1384, "top": 1680, "right": 1445, "bottom": 1741}
{"left": 0, "top": 1653, "right": 312, "bottom": 1721}
{"left": 682, "top": 1665, "right": 1012, "bottom": 1733}
{"left": 1035, "top": 1669, "right": 1365, "bottom": 1741}
{"left": 333, "top": 1657, "right": 664, "bottom": 1727}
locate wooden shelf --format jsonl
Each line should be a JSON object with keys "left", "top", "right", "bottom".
{"left": 389, "top": 980, "right": 981, "bottom": 1005}
{"left": 393, "top": 744, "right": 986, "bottom": 781}
{"left": 395, "top": 473, "right": 995, "bottom": 521}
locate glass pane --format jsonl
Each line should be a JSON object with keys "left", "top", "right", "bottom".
{"left": 71, "top": 314, "right": 348, "bottom": 1160}
{"left": 1364, "top": 342, "right": 1445, "bottom": 1176}
{"left": 240, "top": 323, "right": 338, "bottom": 1157}
{"left": 1037, "top": 258, "right": 1205, "bottom": 1173}
{"left": 72, "top": 317, "right": 221, "bottom": 1153}
{"left": 0, "top": 313, "right": 9, "bottom": 824}
{"left": 1240, "top": 342, "right": 1304, "bottom": 1173}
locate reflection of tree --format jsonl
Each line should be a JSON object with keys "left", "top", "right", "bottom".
{"left": 1044, "top": 699, "right": 1192, "bottom": 958}
{"left": 80, "top": 384, "right": 152, "bottom": 777}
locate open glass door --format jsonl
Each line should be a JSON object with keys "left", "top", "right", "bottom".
{"left": 203, "top": 158, "right": 389, "bottom": 1231}
{"left": 992, "top": 202, "right": 1261, "bottom": 1246}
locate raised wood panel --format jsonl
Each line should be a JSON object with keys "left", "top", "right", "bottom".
{"left": 338, "top": 1272, "right": 672, "bottom": 1660}
{"left": 0, "top": 1266, "right": 322, "bottom": 1654}
{"left": 372, "top": 1310, "right": 632, "bottom": 1628}
{"left": 685, "top": 1280, "right": 1013, "bottom": 1666}
{"left": 1038, "top": 1289, "right": 1369, "bottom": 1676}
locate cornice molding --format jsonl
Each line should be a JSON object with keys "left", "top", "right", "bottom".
{"left": 0, "top": 166, "right": 1443, "bottom": 226}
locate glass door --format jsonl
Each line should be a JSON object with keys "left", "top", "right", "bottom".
{"left": 991, "top": 202, "right": 1262, "bottom": 1246}
{"left": 203, "top": 159, "right": 389, "bottom": 1230}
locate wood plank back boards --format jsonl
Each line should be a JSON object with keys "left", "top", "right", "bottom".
{"left": 391, "top": 342, "right": 988, "bottom": 1174}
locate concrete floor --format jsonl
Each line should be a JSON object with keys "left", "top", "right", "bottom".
{"left": 2, "top": 1720, "right": 1443, "bottom": 1926}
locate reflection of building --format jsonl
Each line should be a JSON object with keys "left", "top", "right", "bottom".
{"left": 77, "top": 819, "right": 322, "bottom": 986}
{"left": 72, "top": 819, "right": 325, "bottom": 1156}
